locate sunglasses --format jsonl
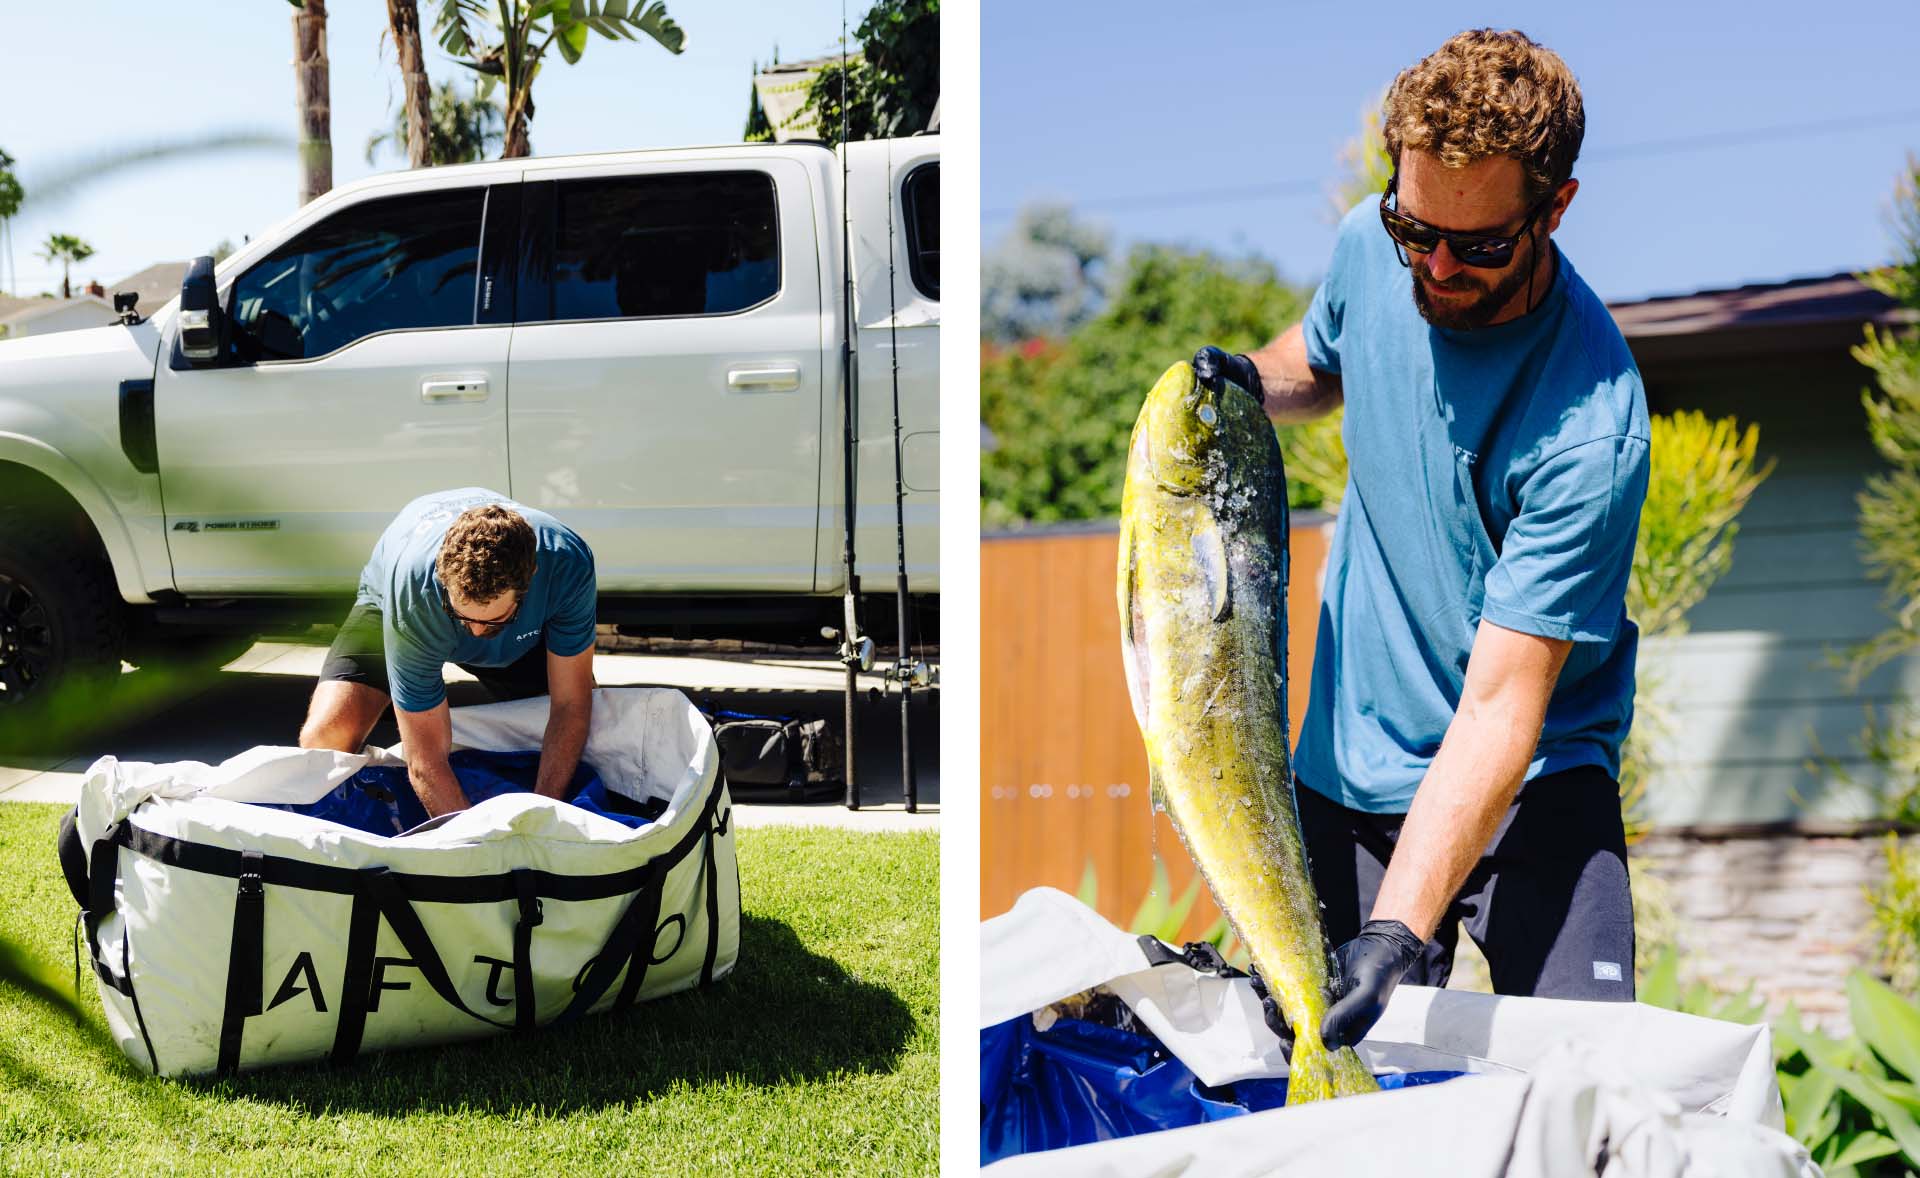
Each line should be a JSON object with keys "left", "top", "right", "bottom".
{"left": 442, "top": 588, "right": 522, "bottom": 634}
{"left": 1378, "top": 173, "right": 1556, "bottom": 269}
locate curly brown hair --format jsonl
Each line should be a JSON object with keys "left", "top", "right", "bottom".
{"left": 1382, "top": 29, "right": 1585, "bottom": 200}
{"left": 437, "top": 504, "right": 536, "bottom": 605}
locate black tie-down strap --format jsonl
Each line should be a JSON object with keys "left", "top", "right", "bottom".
{"left": 216, "top": 852, "right": 265, "bottom": 1075}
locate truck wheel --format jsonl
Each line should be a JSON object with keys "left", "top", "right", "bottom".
{"left": 0, "top": 514, "right": 126, "bottom": 739}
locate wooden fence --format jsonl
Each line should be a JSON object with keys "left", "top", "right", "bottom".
{"left": 980, "top": 517, "right": 1331, "bottom": 942}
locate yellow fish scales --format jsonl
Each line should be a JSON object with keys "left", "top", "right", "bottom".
{"left": 1117, "top": 360, "right": 1377, "bottom": 1103}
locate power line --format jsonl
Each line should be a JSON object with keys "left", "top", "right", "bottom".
{"left": 983, "top": 107, "right": 1920, "bottom": 222}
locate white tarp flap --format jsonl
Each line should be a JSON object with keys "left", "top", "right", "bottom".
{"left": 70, "top": 687, "right": 739, "bottom": 1077}
{"left": 982, "top": 889, "right": 1818, "bottom": 1178}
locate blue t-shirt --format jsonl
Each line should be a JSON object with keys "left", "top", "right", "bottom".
{"left": 1292, "top": 200, "right": 1650, "bottom": 813}
{"left": 356, "top": 488, "right": 598, "bottom": 713}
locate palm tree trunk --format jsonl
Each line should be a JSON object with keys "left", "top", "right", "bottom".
{"left": 387, "top": 0, "right": 433, "bottom": 168}
{"left": 60, "top": 258, "right": 70, "bottom": 300}
{"left": 293, "top": 0, "right": 332, "bottom": 205}
{"left": 502, "top": 90, "right": 532, "bottom": 159}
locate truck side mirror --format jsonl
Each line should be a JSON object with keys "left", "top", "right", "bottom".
{"left": 177, "top": 255, "right": 224, "bottom": 364}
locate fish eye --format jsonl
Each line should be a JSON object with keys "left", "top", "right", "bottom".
{"left": 1198, "top": 404, "right": 1218, "bottom": 425}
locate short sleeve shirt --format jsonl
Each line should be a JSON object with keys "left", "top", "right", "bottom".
{"left": 356, "top": 487, "right": 598, "bottom": 713}
{"left": 1292, "top": 200, "right": 1651, "bottom": 813}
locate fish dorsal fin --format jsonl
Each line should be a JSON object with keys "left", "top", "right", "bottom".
{"left": 1117, "top": 516, "right": 1151, "bottom": 733}
{"left": 1193, "top": 510, "right": 1231, "bottom": 622}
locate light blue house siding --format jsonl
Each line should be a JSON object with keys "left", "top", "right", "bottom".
{"left": 1615, "top": 275, "right": 1918, "bottom": 827}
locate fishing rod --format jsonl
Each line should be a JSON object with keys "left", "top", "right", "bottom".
{"left": 835, "top": 0, "right": 864, "bottom": 810}
{"left": 882, "top": 140, "right": 917, "bottom": 813}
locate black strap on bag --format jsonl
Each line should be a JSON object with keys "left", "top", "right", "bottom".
{"left": 511, "top": 869, "right": 543, "bottom": 1031}
{"left": 82, "top": 820, "right": 130, "bottom": 996}
{"left": 700, "top": 805, "right": 731, "bottom": 987}
{"left": 363, "top": 870, "right": 519, "bottom": 1033}
{"left": 216, "top": 851, "right": 266, "bottom": 1076}
{"left": 563, "top": 858, "right": 668, "bottom": 1024}
{"left": 330, "top": 871, "right": 387, "bottom": 1067}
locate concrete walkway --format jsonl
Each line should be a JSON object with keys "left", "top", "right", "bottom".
{"left": 0, "top": 643, "right": 939, "bottom": 833}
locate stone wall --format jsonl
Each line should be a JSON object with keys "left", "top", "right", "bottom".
{"left": 1630, "top": 829, "right": 1917, "bottom": 1034}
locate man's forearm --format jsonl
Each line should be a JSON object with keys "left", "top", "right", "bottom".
{"left": 409, "top": 755, "right": 472, "bottom": 818}
{"left": 534, "top": 696, "right": 591, "bottom": 799}
{"left": 1246, "top": 324, "right": 1343, "bottom": 424}
{"left": 1367, "top": 694, "right": 1539, "bottom": 941}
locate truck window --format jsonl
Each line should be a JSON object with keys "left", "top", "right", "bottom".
{"left": 903, "top": 163, "right": 938, "bottom": 300}
{"left": 545, "top": 172, "right": 779, "bottom": 322}
{"left": 227, "top": 187, "right": 485, "bottom": 362}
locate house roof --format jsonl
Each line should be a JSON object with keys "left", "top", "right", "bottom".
{"left": 110, "top": 261, "right": 189, "bottom": 316}
{"left": 0, "top": 294, "right": 113, "bottom": 327}
{"left": 1606, "top": 271, "right": 1915, "bottom": 366}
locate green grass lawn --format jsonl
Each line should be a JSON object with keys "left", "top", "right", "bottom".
{"left": 0, "top": 803, "right": 937, "bottom": 1176}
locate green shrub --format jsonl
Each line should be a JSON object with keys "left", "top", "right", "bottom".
{"left": 1771, "top": 973, "right": 1920, "bottom": 1176}
{"left": 1629, "top": 411, "right": 1774, "bottom": 640}
{"left": 1851, "top": 157, "right": 1920, "bottom": 682}
{"left": 1872, "top": 833, "right": 1920, "bottom": 997}
{"left": 1641, "top": 953, "right": 1920, "bottom": 1177}
{"left": 980, "top": 244, "right": 1312, "bottom": 526}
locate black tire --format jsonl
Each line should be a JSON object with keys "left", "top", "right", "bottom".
{"left": 0, "top": 511, "right": 126, "bottom": 747}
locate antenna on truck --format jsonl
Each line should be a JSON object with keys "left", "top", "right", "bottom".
{"left": 835, "top": 0, "right": 864, "bottom": 809}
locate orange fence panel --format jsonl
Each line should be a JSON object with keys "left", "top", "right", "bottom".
{"left": 980, "top": 518, "right": 1331, "bottom": 944}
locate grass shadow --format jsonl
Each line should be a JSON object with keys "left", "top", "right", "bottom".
{"left": 200, "top": 911, "right": 918, "bottom": 1116}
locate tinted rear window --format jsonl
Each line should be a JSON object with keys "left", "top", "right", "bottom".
{"left": 903, "top": 163, "right": 938, "bottom": 299}
{"left": 548, "top": 172, "right": 779, "bottom": 321}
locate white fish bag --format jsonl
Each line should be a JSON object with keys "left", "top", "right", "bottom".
{"left": 61, "top": 687, "right": 740, "bottom": 1078}
{"left": 981, "top": 889, "right": 1817, "bottom": 1178}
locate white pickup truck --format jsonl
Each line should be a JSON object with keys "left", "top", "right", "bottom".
{"left": 0, "top": 137, "right": 939, "bottom": 707}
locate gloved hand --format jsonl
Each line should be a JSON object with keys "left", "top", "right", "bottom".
{"left": 1245, "top": 965, "right": 1294, "bottom": 1059}
{"left": 1320, "top": 919, "right": 1428, "bottom": 1050}
{"left": 1192, "top": 346, "right": 1263, "bottom": 401}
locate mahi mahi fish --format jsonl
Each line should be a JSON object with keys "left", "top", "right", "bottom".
{"left": 1117, "top": 360, "right": 1377, "bottom": 1103}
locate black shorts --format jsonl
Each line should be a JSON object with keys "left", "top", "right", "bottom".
{"left": 321, "top": 602, "right": 550, "bottom": 705}
{"left": 1296, "top": 763, "right": 1636, "bottom": 1000}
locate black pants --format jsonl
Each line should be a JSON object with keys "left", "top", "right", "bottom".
{"left": 320, "top": 602, "right": 549, "bottom": 703}
{"left": 1297, "top": 764, "right": 1636, "bottom": 1000}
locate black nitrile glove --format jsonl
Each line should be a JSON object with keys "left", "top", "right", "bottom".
{"left": 1320, "top": 919, "right": 1428, "bottom": 1051}
{"left": 1245, "top": 965, "right": 1294, "bottom": 1060}
{"left": 1192, "top": 346, "right": 1263, "bottom": 402}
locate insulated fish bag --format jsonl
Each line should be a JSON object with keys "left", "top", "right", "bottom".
{"left": 61, "top": 687, "right": 739, "bottom": 1077}
{"left": 981, "top": 889, "right": 1814, "bottom": 1178}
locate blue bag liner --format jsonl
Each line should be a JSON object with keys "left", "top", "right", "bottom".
{"left": 264, "top": 748, "right": 667, "bottom": 836}
{"left": 981, "top": 1014, "right": 1467, "bottom": 1165}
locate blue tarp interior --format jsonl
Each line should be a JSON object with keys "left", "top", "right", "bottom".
{"left": 981, "top": 1013, "right": 1467, "bottom": 1165}
{"left": 263, "top": 748, "right": 667, "bottom": 836}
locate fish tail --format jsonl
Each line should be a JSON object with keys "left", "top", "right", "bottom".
{"left": 1287, "top": 1041, "right": 1380, "bottom": 1105}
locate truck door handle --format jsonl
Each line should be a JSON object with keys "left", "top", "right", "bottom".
{"left": 421, "top": 376, "right": 490, "bottom": 403}
{"left": 726, "top": 364, "right": 801, "bottom": 392}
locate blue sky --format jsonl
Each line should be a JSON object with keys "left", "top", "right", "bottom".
{"left": 0, "top": 0, "right": 854, "bottom": 295}
{"left": 984, "top": 2, "right": 1920, "bottom": 303}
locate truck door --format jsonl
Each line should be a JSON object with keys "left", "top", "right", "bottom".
{"left": 506, "top": 154, "right": 827, "bottom": 592}
{"left": 153, "top": 181, "right": 516, "bottom": 593}
{"left": 848, "top": 139, "right": 940, "bottom": 595}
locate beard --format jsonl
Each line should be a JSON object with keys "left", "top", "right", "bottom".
{"left": 1409, "top": 237, "right": 1541, "bottom": 330}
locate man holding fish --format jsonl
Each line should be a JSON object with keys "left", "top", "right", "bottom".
{"left": 1193, "top": 29, "right": 1649, "bottom": 1053}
